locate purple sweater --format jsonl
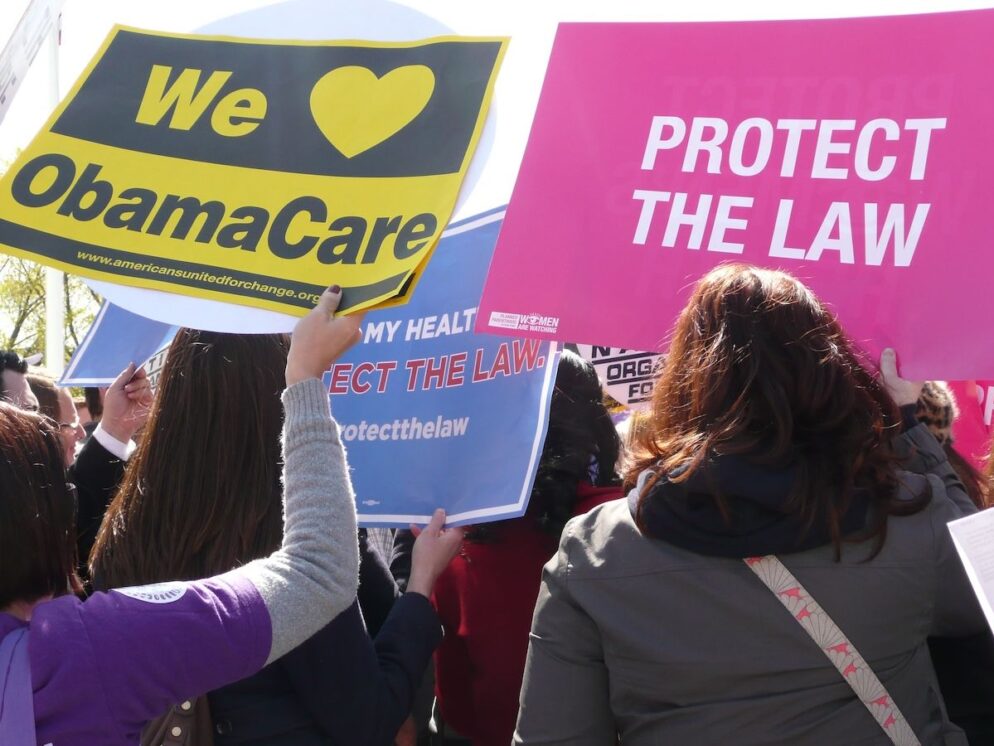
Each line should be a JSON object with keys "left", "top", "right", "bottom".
{"left": 1, "top": 575, "right": 268, "bottom": 744}
{"left": 0, "top": 378, "right": 360, "bottom": 745}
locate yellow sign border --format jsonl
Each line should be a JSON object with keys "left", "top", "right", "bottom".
{"left": 0, "top": 25, "right": 508, "bottom": 316}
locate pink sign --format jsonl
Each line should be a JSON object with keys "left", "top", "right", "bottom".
{"left": 478, "top": 12, "right": 994, "bottom": 379}
{"left": 948, "top": 380, "right": 994, "bottom": 468}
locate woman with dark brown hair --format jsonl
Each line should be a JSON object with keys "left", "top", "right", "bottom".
{"left": 90, "top": 325, "right": 459, "bottom": 744}
{"left": 91, "top": 331, "right": 292, "bottom": 586}
{"left": 515, "top": 265, "right": 984, "bottom": 745}
{"left": 0, "top": 287, "right": 366, "bottom": 745}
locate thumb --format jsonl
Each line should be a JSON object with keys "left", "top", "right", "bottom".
{"left": 315, "top": 284, "right": 343, "bottom": 316}
{"left": 880, "top": 348, "right": 899, "bottom": 380}
{"left": 425, "top": 508, "right": 446, "bottom": 536}
{"left": 110, "top": 362, "right": 137, "bottom": 391}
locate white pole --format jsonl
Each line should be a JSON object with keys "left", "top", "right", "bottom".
{"left": 43, "top": 12, "right": 64, "bottom": 374}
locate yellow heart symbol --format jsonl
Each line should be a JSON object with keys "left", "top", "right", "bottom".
{"left": 309, "top": 65, "right": 436, "bottom": 158}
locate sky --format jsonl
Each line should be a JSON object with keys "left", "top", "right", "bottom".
{"left": 3, "top": 0, "right": 994, "bottom": 173}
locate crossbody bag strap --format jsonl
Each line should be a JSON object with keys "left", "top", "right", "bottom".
{"left": 0, "top": 628, "right": 37, "bottom": 746}
{"left": 744, "top": 555, "right": 921, "bottom": 746}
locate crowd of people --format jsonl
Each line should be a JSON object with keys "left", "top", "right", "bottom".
{"left": 1, "top": 266, "right": 993, "bottom": 745}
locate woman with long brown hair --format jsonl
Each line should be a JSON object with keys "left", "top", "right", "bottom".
{"left": 91, "top": 331, "right": 292, "bottom": 586}
{"left": 0, "top": 286, "right": 365, "bottom": 744}
{"left": 91, "top": 323, "right": 459, "bottom": 744}
{"left": 514, "top": 265, "right": 984, "bottom": 745}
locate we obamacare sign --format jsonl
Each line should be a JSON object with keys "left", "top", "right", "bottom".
{"left": 0, "top": 26, "right": 505, "bottom": 315}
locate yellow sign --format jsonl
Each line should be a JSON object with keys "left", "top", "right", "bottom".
{"left": 0, "top": 27, "right": 507, "bottom": 315}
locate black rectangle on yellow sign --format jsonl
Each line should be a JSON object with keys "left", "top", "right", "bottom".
{"left": 0, "top": 26, "right": 506, "bottom": 316}
{"left": 53, "top": 30, "right": 504, "bottom": 178}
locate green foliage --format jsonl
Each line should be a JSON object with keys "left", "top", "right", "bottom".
{"left": 0, "top": 255, "right": 101, "bottom": 365}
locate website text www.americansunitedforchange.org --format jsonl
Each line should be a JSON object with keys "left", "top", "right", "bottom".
{"left": 76, "top": 250, "right": 321, "bottom": 303}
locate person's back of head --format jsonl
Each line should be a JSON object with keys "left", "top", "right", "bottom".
{"left": 83, "top": 387, "right": 104, "bottom": 422}
{"left": 27, "top": 368, "right": 85, "bottom": 466}
{"left": 627, "top": 263, "right": 911, "bottom": 555}
{"left": 0, "top": 350, "right": 37, "bottom": 411}
{"left": 0, "top": 402, "right": 82, "bottom": 610}
{"left": 913, "top": 380, "right": 989, "bottom": 509}
{"left": 90, "top": 329, "right": 290, "bottom": 588}
{"left": 26, "top": 368, "right": 60, "bottom": 421}
{"left": 548, "top": 349, "right": 621, "bottom": 484}
{"left": 471, "top": 350, "right": 621, "bottom": 542}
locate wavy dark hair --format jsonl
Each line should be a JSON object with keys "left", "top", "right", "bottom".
{"left": 0, "top": 402, "right": 82, "bottom": 607}
{"left": 626, "top": 264, "right": 926, "bottom": 557}
{"left": 470, "top": 350, "right": 620, "bottom": 541}
{"left": 90, "top": 329, "right": 289, "bottom": 587}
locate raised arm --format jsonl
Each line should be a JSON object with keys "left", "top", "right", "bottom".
{"left": 58, "top": 287, "right": 366, "bottom": 737}
{"left": 879, "top": 349, "right": 977, "bottom": 515}
{"left": 237, "top": 285, "right": 364, "bottom": 663}
{"left": 877, "top": 350, "right": 984, "bottom": 637}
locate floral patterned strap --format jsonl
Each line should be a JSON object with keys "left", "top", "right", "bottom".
{"left": 744, "top": 555, "right": 921, "bottom": 746}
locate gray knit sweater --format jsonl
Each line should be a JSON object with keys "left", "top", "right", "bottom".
{"left": 238, "top": 377, "right": 360, "bottom": 664}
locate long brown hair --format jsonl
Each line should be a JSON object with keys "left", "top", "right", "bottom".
{"left": 90, "top": 330, "right": 289, "bottom": 588}
{"left": 626, "top": 264, "right": 924, "bottom": 555}
{"left": 0, "top": 402, "right": 82, "bottom": 607}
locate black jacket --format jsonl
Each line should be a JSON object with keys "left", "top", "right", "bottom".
{"left": 208, "top": 533, "right": 442, "bottom": 745}
{"left": 71, "top": 435, "right": 127, "bottom": 580}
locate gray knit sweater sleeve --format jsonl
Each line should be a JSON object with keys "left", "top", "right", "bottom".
{"left": 236, "top": 377, "right": 359, "bottom": 664}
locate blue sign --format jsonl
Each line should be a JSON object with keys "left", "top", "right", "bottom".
{"left": 60, "top": 302, "right": 177, "bottom": 386}
{"left": 326, "top": 206, "right": 558, "bottom": 527}
{"left": 61, "top": 208, "right": 556, "bottom": 526}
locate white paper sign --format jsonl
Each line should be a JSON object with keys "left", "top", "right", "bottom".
{"left": 948, "top": 508, "right": 994, "bottom": 635}
{"left": 574, "top": 345, "right": 662, "bottom": 410}
{"left": 0, "top": 0, "right": 64, "bottom": 125}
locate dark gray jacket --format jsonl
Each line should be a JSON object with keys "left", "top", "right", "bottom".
{"left": 515, "top": 424, "right": 984, "bottom": 745}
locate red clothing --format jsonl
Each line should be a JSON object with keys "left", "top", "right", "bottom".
{"left": 432, "top": 484, "right": 622, "bottom": 746}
